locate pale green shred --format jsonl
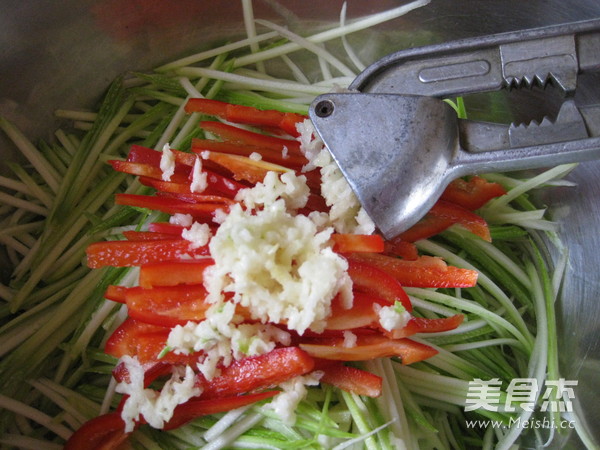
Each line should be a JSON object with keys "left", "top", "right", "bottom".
{"left": 0, "top": 0, "right": 591, "bottom": 448}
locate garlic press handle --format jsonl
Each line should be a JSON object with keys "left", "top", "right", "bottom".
{"left": 350, "top": 18, "right": 600, "bottom": 97}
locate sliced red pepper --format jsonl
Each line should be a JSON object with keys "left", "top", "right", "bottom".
{"left": 348, "top": 259, "right": 412, "bottom": 312}
{"left": 104, "top": 285, "right": 127, "bottom": 304}
{"left": 299, "top": 333, "right": 437, "bottom": 365}
{"left": 192, "top": 138, "right": 308, "bottom": 168}
{"left": 429, "top": 200, "right": 491, "bottom": 242}
{"left": 325, "top": 292, "right": 388, "bottom": 331}
{"left": 441, "top": 176, "right": 506, "bottom": 210}
{"left": 127, "top": 143, "right": 242, "bottom": 182}
{"left": 278, "top": 112, "right": 307, "bottom": 138}
{"left": 109, "top": 160, "right": 190, "bottom": 184}
{"left": 139, "top": 177, "right": 194, "bottom": 195}
{"left": 383, "top": 238, "right": 419, "bottom": 261}
{"left": 126, "top": 144, "right": 162, "bottom": 166}
{"left": 205, "top": 152, "right": 289, "bottom": 184}
{"left": 200, "top": 121, "right": 302, "bottom": 154}
{"left": 223, "top": 101, "right": 289, "bottom": 129}
{"left": 400, "top": 200, "right": 491, "bottom": 242}
{"left": 66, "top": 391, "right": 277, "bottom": 449}
{"left": 115, "top": 193, "right": 228, "bottom": 219}
{"left": 122, "top": 231, "right": 178, "bottom": 241}
{"left": 187, "top": 99, "right": 306, "bottom": 138}
{"left": 127, "top": 144, "right": 196, "bottom": 168}
{"left": 140, "top": 170, "right": 246, "bottom": 198}
{"left": 105, "top": 318, "right": 199, "bottom": 365}
{"left": 112, "top": 360, "right": 172, "bottom": 387}
{"left": 389, "top": 314, "right": 464, "bottom": 339}
{"left": 399, "top": 213, "right": 454, "bottom": 243}
{"left": 302, "top": 169, "right": 323, "bottom": 194}
{"left": 148, "top": 222, "right": 185, "bottom": 236}
{"left": 64, "top": 412, "right": 128, "bottom": 450}
{"left": 86, "top": 239, "right": 209, "bottom": 268}
{"left": 203, "top": 168, "right": 249, "bottom": 197}
{"left": 325, "top": 292, "right": 463, "bottom": 339}
{"left": 139, "top": 259, "right": 213, "bottom": 288}
{"left": 124, "top": 284, "right": 211, "bottom": 327}
{"left": 184, "top": 98, "right": 229, "bottom": 117}
{"left": 199, "top": 346, "right": 315, "bottom": 398}
{"left": 155, "top": 191, "right": 235, "bottom": 206}
{"left": 349, "top": 253, "right": 478, "bottom": 289}
{"left": 104, "top": 318, "right": 170, "bottom": 360}
{"left": 331, "top": 234, "right": 385, "bottom": 254}
{"left": 318, "top": 361, "right": 382, "bottom": 398}
{"left": 164, "top": 391, "right": 278, "bottom": 430}
{"left": 301, "top": 193, "right": 328, "bottom": 215}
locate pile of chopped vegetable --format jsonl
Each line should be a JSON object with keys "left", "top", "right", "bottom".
{"left": 0, "top": 1, "right": 595, "bottom": 449}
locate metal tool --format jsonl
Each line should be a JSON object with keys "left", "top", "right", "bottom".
{"left": 308, "top": 19, "right": 600, "bottom": 239}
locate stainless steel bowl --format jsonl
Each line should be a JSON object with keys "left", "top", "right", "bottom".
{"left": 2, "top": 0, "right": 599, "bottom": 447}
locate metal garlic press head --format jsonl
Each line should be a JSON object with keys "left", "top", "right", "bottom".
{"left": 308, "top": 19, "right": 600, "bottom": 239}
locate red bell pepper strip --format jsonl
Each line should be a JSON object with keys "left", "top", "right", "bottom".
{"left": 429, "top": 200, "right": 491, "bottom": 241}
{"left": 347, "top": 259, "right": 412, "bottom": 312}
{"left": 86, "top": 239, "right": 209, "bottom": 268}
{"left": 105, "top": 318, "right": 199, "bottom": 365}
{"left": 104, "top": 285, "right": 127, "bottom": 303}
{"left": 325, "top": 292, "right": 463, "bottom": 338}
{"left": 400, "top": 200, "right": 491, "bottom": 242}
{"left": 383, "top": 238, "right": 419, "bottom": 261}
{"left": 104, "top": 318, "right": 170, "bottom": 360}
{"left": 301, "top": 192, "right": 328, "bottom": 215}
{"left": 192, "top": 139, "right": 308, "bottom": 168}
{"left": 112, "top": 361, "right": 173, "bottom": 388}
{"left": 389, "top": 314, "right": 465, "bottom": 339}
{"left": 199, "top": 346, "right": 316, "bottom": 399}
{"left": 200, "top": 121, "right": 302, "bottom": 154}
{"left": 127, "top": 144, "right": 237, "bottom": 182}
{"left": 138, "top": 169, "right": 246, "bottom": 199}
{"left": 203, "top": 168, "right": 249, "bottom": 197}
{"left": 124, "top": 284, "right": 212, "bottom": 327}
{"left": 148, "top": 222, "right": 185, "bottom": 236}
{"left": 186, "top": 98, "right": 306, "bottom": 138}
{"left": 64, "top": 392, "right": 278, "bottom": 449}
{"left": 331, "top": 234, "right": 385, "bottom": 254}
{"left": 126, "top": 144, "right": 163, "bottom": 166}
{"left": 299, "top": 333, "right": 437, "bottom": 365}
{"left": 278, "top": 112, "right": 307, "bottom": 137}
{"left": 302, "top": 169, "right": 323, "bottom": 194}
{"left": 121, "top": 231, "right": 178, "bottom": 241}
{"left": 441, "top": 175, "right": 506, "bottom": 211}
{"left": 138, "top": 176, "right": 195, "bottom": 195}
{"left": 349, "top": 253, "right": 478, "bottom": 289}
{"left": 63, "top": 412, "right": 128, "bottom": 450}
{"left": 115, "top": 193, "right": 229, "bottom": 219}
{"left": 163, "top": 391, "right": 279, "bottom": 430}
{"left": 399, "top": 213, "right": 455, "bottom": 243}
{"left": 184, "top": 98, "right": 229, "bottom": 117}
{"left": 127, "top": 144, "right": 196, "bottom": 168}
{"left": 318, "top": 361, "right": 382, "bottom": 398}
{"left": 325, "top": 292, "right": 389, "bottom": 331}
{"left": 109, "top": 160, "right": 190, "bottom": 184}
{"left": 138, "top": 259, "right": 213, "bottom": 288}
{"left": 228, "top": 107, "right": 305, "bottom": 138}
{"left": 204, "top": 152, "right": 289, "bottom": 184}
{"left": 155, "top": 191, "right": 235, "bottom": 206}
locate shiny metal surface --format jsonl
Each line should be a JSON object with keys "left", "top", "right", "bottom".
{"left": 310, "top": 91, "right": 600, "bottom": 239}
{"left": 311, "top": 94, "right": 461, "bottom": 238}
{"left": 1, "top": 0, "right": 599, "bottom": 447}
{"left": 309, "top": 20, "right": 600, "bottom": 239}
